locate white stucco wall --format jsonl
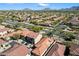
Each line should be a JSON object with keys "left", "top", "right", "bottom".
{"left": 35, "top": 34, "right": 42, "bottom": 44}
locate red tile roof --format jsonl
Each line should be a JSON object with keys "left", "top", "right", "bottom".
{"left": 21, "top": 29, "right": 39, "bottom": 39}
{"left": 0, "top": 39, "right": 6, "bottom": 44}
{"left": 69, "top": 44, "right": 79, "bottom": 55}
{"left": 4, "top": 30, "right": 22, "bottom": 37}
{"left": 32, "top": 37, "right": 54, "bottom": 56}
{"left": 35, "top": 37, "right": 54, "bottom": 47}
{"left": 45, "top": 43, "right": 65, "bottom": 56}
{"left": 0, "top": 28, "right": 8, "bottom": 32}
{"left": 2, "top": 42, "right": 29, "bottom": 56}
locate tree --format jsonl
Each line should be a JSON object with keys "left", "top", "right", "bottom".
{"left": 10, "top": 34, "right": 20, "bottom": 40}
{"left": 28, "top": 25, "right": 44, "bottom": 32}
{"left": 62, "top": 32, "right": 75, "bottom": 41}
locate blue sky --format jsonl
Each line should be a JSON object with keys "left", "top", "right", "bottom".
{"left": 0, "top": 3, "right": 79, "bottom": 10}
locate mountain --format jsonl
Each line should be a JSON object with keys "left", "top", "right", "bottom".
{"left": 23, "top": 8, "right": 33, "bottom": 11}
{"left": 62, "top": 6, "right": 79, "bottom": 10}
{"left": 39, "top": 8, "right": 55, "bottom": 11}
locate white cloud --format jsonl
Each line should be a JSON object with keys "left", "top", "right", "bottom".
{"left": 38, "top": 3, "right": 49, "bottom": 7}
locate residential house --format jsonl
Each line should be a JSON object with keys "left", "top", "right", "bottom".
{"left": 0, "top": 40, "right": 11, "bottom": 53}
{"left": 0, "top": 25, "right": 5, "bottom": 29}
{"left": 0, "top": 39, "right": 6, "bottom": 44}
{"left": 68, "top": 17, "right": 79, "bottom": 26}
{"left": 21, "top": 29, "right": 42, "bottom": 44}
{"left": 0, "top": 28, "right": 14, "bottom": 37}
{"left": 44, "top": 43, "right": 66, "bottom": 56}
{"left": 31, "top": 37, "right": 55, "bottom": 56}
{"left": 0, "top": 41, "right": 30, "bottom": 56}
{"left": 0, "top": 28, "right": 8, "bottom": 36}
{"left": 69, "top": 44, "right": 79, "bottom": 56}
{"left": 6, "top": 28, "right": 14, "bottom": 33}
{"left": 4, "top": 30, "right": 22, "bottom": 38}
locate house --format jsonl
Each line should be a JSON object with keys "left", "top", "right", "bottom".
{"left": 0, "top": 25, "right": 5, "bottom": 29}
{"left": 76, "top": 34, "right": 79, "bottom": 40}
{"left": 0, "top": 40, "right": 12, "bottom": 53}
{"left": 0, "top": 28, "right": 8, "bottom": 36}
{"left": 0, "top": 39, "right": 6, "bottom": 44}
{"left": 68, "top": 17, "right": 79, "bottom": 26}
{"left": 0, "top": 41, "right": 30, "bottom": 56}
{"left": 21, "top": 29, "right": 42, "bottom": 44}
{"left": 44, "top": 43, "right": 66, "bottom": 56}
{"left": 4, "top": 30, "right": 22, "bottom": 38}
{"left": 69, "top": 44, "right": 79, "bottom": 56}
{"left": 0, "top": 28, "right": 14, "bottom": 37}
{"left": 6, "top": 28, "right": 14, "bottom": 33}
{"left": 31, "top": 37, "right": 55, "bottom": 56}
{"left": 35, "top": 37, "right": 55, "bottom": 48}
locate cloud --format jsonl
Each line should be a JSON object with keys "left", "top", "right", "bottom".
{"left": 38, "top": 3, "right": 49, "bottom": 7}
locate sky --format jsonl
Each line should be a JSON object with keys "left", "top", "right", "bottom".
{"left": 0, "top": 3, "right": 79, "bottom": 10}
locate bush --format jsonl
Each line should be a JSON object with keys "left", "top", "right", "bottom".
{"left": 28, "top": 25, "right": 44, "bottom": 32}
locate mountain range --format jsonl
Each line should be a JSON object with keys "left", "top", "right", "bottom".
{"left": 16, "top": 6, "right": 79, "bottom": 11}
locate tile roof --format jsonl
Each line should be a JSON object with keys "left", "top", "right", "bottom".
{"left": 21, "top": 29, "right": 39, "bottom": 39}
{"left": 35, "top": 37, "right": 54, "bottom": 47}
{"left": 0, "top": 39, "right": 6, "bottom": 44}
{"left": 69, "top": 44, "right": 79, "bottom": 56}
{"left": 0, "top": 28, "right": 8, "bottom": 32}
{"left": 32, "top": 37, "right": 54, "bottom": 56}
{"left": 4, "top": 30, "right": 22, "bottom": 37}
{"left": 1, "top": 41, "right": 29, "bottom": 56}
{"left": 45, "top": 43, "right": 65, "bottom": 56}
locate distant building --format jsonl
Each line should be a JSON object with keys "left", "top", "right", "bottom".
{"left": 0, "top": 39, "right": 6, "bottom": 44}
{"left": 68, "top": 17, "right": 79, "bottom": 26}
{"left": 4, "top": 30, "right": 22, "bottom": 38}
{"left": 0, "top": 28, "right": 14, "bottom": 37}
{"left": 0, "top": 29, "right": 8, "bottom": 36}
{"left": 31, "top": 37, "right": 55, "bottom": 56}
{"left": 0, "top": 25, "right": 5, "bottom": 29}
{"left": 6, "top": 28, "right": 14, "bottom": 33}
{"left": 26, "top": 16, "right": 31, "bottom": 22}
{"left": 76, "top": 34, "right": 79, "bottom": 40}
{"left": 21, "top": 29, "right": 42, "bottom": 44}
